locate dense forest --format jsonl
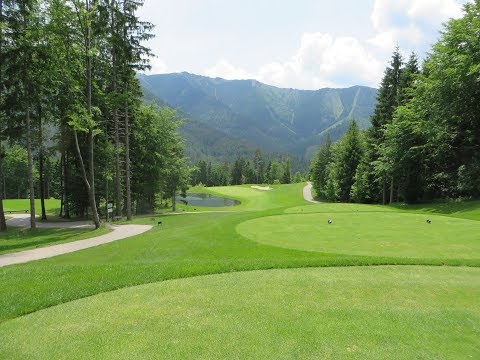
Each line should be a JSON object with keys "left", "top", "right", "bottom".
{"left": 310, "top": 1, "right": 480, "bottom": 204}
{"left": 0, "top": 0, "right": 189, "bottom": 230}
{"left": 190, "top": 150, "right": 304, "bottom": 187}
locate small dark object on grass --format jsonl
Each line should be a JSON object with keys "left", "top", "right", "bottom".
{"left": 426, "top": 219, "right": 431, "bottom": 224}
{"left": 158, "top": 221, "right": 162, "bottom": 226}
{"left": 328, "top": 219, "right": 332, "bottom": 224}
{"left": 194, "top": 208, "right": 197, "bottom": 211}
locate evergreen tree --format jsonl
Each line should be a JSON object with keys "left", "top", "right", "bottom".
{"left": 334, "top": 121, "right": 364, "bottom": 202}
{"left": 362, "top": 48, "right": 404, "bottom": 204}
{"left": 253, "top": 148, "right": 264, "bottom": 184}
{"left": 311, "top": 134, "right": 332, "bottom": 199}
{"left": 282, "top": 158, "right": 291, "bottom": 184}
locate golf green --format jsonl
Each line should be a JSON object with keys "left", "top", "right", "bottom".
{"left": 0, "top": 266, "right": 478, "bottom": 359}
{"left": 237, "top": 212, "right": 480, "bottom": 258}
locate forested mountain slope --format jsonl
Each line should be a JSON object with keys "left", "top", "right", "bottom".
{"left": 139, "top": 73, "right": 377, "bottom": 160}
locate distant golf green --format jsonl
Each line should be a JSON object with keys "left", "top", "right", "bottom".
{"left": 238, "top": 212, "right": 480, "bottom": 258}
{"left": 0, "top": 266, "right": 478, "bottom": 359}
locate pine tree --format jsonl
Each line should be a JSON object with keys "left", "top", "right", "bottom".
{"left": 333, "top": 121, "right": 364, "bottom": 202}
{"left": 365, "top": 47, "right": 404, "bottom": 204}
{"left": 311, "top": 134, "right": 332, "bottom": 199}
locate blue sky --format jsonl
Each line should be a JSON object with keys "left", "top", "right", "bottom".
{"left": 138, "top": 0, "right": 468, "bottom": 89}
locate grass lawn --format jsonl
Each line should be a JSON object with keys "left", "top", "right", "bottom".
{"left": 0, "top": 266, "right": 478, "bottom": 359}
{"left": 237, "top": 212, "right": 480, "bottom": 258}
{"left": 0, "top": 183, "right": 479, "bottom": 358}
{"left": 0, "top": 226, "right": 111, "bottom": 255}
{"left": 3, "top": 199, "right": 61, "bottom": 215}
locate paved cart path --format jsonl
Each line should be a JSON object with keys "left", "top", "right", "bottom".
{"left": 303, "top": 182, "right": 320, "bottom": 203}
{"left": 1, "top": 215, "right": 152, "bottom": 267}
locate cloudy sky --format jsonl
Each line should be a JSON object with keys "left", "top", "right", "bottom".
{"left": 138, "top": 0, "right": 467, "bottom": 89}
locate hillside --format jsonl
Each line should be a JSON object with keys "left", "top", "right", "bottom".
{"left": 139, "top": 73, "right": 377, "bottom": 161}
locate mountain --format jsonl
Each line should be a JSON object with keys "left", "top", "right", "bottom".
{"left": 138, "top": 72, "right": 377, "bottom": 161}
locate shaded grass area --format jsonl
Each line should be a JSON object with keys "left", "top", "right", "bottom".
{"left": 1, "top": 266, "right": 478, "bottom": 359}
{"left": 392, "top": 199, "right": 480, "bottom": 220}
{"left": 0, "top": 227, "right": 111, "bottom": 255}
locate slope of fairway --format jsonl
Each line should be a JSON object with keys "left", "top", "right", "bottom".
{"left": 0, "top": 266, "right": 478, "bottom": 359}
{"left": 237, "top": 213, "right": 480, "bottom": 258}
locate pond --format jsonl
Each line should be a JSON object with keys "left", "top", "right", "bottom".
{"left": 175, "top": 193, "right": 240, "bottom": 207}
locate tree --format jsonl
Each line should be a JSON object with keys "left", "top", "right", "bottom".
{"left": 67, "top": 0, "right": 102, "bottom": 228}
{"left": 253, "top": 148, "right": 264, "bottom": 184}
{"left": 282, "top": 158, "right": 291, "bottom": 184}
{"left": 2, "top": 0, "right": 49, "bottom": 228}
{"left": 131, "top": 105, "right": 187, "bottom": 214}
{"left": 311, "top": 134, "right": 332, "bottom": 199}
{"left": 231, "top": 156, "right": 245, "bottom": 185}
{"left": 0, "top": 0, "right": 6, "bottom": 231}
{"left": 334, "top": 121, "right": 364, "bottom": 202}
{"left": 368, "top": 47, "right": 404, "bottom": 204}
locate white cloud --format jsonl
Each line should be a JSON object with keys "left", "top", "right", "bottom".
{"left": 204, "top": 59, "right": 253, "bottom": 80}
{"left": 368, "top": 26, "right": 423, "bottom": 52}
{"left": 203, "top": 33, "right": 384, "bottom": 90}
{"left": 370, "top": 0, "right": 464, "bottom": 51}
{"left": 147, "top": 57, "right": 168, "bottom": 74}
{"left": 407, "top": 0, "right": 464, "bottom": 23}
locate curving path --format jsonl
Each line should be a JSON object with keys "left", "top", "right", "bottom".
{"left": 303, "top": 182, "right": 320, "bottom": 203}
{"left": 1, "top": 215, "right": 152, "bottom": 267}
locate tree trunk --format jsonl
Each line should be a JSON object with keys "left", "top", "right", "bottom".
{"left": 389, "top": 178, "right": 394, "bottom": 204}
{"left": 171, "top": 193, "right": 176, "bottom": 212}
{"left": 64, "top": 151, "right": 71, "bottom": 218}
{"left": 88, "top": 129, "right": 100, "bottom": 228}
{"left": 73, "top": 130, "right": 100, "bottom": 229}
{"left": 111, "top": 5, "right": 122, "bottom": 218}
{"left": 382, "top": 181, "right": 386, "bottom": 205}
{"left": 26, "top": 108, "right": 36, "bottom": 229}
{"left": 0, "top": 0, "right": 7, "bottom": 231}
{"left": 125, "top": 94, "right": 132, "bottom": 220}
{"left": 105, "top": 179, "right": 109, "bottom": 222}
{"left": 39, "top": 148, "right": 47, "bottom": 220}
{"left": 59, "top": 153, "right": 64, "bottom": 217}
{"left": 38, "top": 106, "right": 47, "bottom": 220}
{"left": 0, "top": 143, "right": 6, "bottom": 232}
{"left": 81, "top": 0, "right": 100, "bottom": 229}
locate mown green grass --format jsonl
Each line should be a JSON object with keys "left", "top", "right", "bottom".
{"left": 0, "top": 184, "right": 479, "bottom": 358}
{"left": 238, "top": 212, "right": 480, "bottom": 258}
{"left": 3, "top": 199, "right": 61, "bottom": 215}
{"left": 0, "top": 226, "right": 111, "bottom": 255}
{"left": 0, "top": 266, "right": 478, "bottom": 359}
{"left": 173, "top": 183, "right": 306, "bottom": 212}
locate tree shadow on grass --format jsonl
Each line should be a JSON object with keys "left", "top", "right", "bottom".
{"left": 0, "top": 228, "right": 82, "bottom": 254}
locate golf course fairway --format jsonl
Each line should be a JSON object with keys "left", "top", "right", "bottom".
{"left": 0, "top": 266, "right": 478, "bottom": 359}
{"left": 1, "top": 184, "right": 479, "bottom": 359}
